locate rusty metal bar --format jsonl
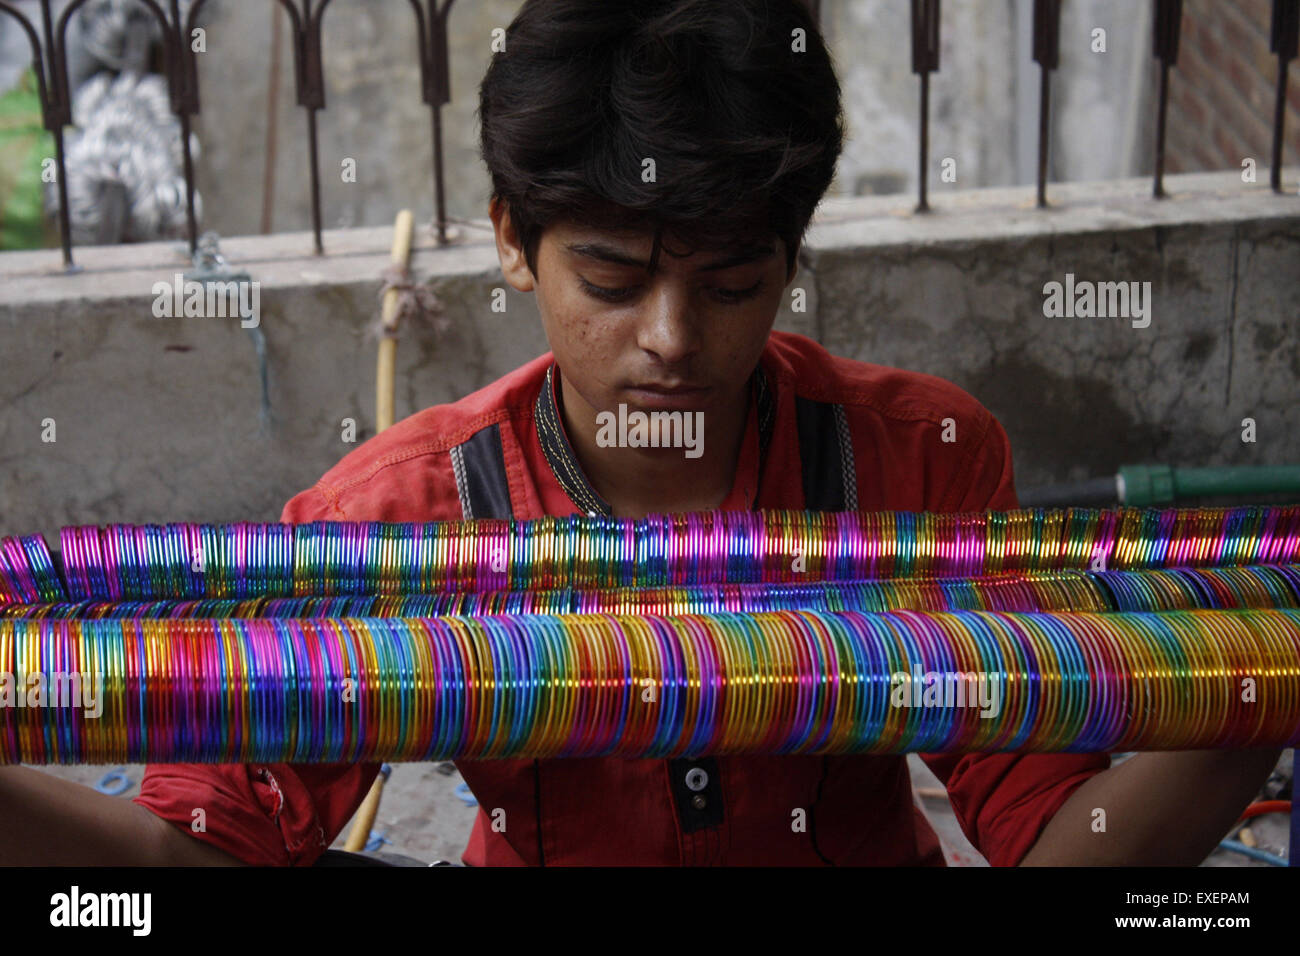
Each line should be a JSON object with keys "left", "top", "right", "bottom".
{"left": 1032, "top": 0, "right": 1060, "bottom": 208}
{"left": 261, "top": 2, "right": 283, "bottom": 234}
{"left": 1272, "top": 0, "right": 1299, "bottom": 192}
{"left": 0, "top": 1, "right": 71, "bottom": 267}
{"left": 42, "top": 0, "right": 76, "bottom": 268}
{"left": 911, "top": 0, "right": 940, "bottom": 213}
{"left": 410, "top": 0, "right": 455, "bottom": 244}
{"left": 1152, "top": 0, "right": 1181, "bottom": 198}
{"left": 175, "top": 0, "right": 213, "bottom": 256}
{"left": 277, "top": 0, "right": 333, "bottom": 254}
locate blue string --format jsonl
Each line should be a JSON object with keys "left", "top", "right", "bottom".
{"left": 1220, "top": 839, "right": 1287, "bottom": 868}
{"left": 93, "top": 766, "right": 131, "bottom": 796}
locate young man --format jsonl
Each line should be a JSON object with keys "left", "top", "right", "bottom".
{"left": 0, "top": 0, "right": 1276, "bottom": 867}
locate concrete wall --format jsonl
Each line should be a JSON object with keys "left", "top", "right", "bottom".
{"left": 1, "top": 168, "right": 1296, "bottom": 546}
{"left": 805, "top": 170, "right": 1300, "bottom": 492}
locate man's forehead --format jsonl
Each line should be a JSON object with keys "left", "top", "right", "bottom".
{"left": 555, "top": 222, "right": 779, "bottom": 262}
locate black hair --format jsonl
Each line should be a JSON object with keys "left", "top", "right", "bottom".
{"left": 478, "top": 0, "right": 844, "bottom": 275}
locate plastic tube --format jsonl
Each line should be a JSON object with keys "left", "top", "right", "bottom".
{"left": 1120, "top": 465, "right": 1300, "bottom": 507}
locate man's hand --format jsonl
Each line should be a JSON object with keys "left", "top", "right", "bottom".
{"left": 0, "top": 766, "right": 244, "bottom": 866}
{"left": 1020, "top": 749, "right": 1282, "bottom": 866}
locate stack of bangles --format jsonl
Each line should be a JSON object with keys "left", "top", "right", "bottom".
{"left": 0, "top": 505, "right": 1295, "bottom": 767}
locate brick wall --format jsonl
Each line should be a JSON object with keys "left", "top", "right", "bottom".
{"left": 1165, "top": 0, "right": 1300, "bottom": 176}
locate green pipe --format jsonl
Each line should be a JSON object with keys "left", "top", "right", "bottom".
{"left": 1118, "top": 465, "right": 1300, "bottom": 507}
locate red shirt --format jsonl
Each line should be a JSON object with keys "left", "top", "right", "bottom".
{"left": 135, "top": 331, "right": 1108, "bottom": 865}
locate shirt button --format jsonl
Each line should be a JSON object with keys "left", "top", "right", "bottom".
{"left": 691, "top": 794, "right": 707, "bottom": 810}
{"left": 685, "top": 767, "right": 709, "bottom": 792}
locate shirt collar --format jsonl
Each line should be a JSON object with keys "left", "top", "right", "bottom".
{"left": 534, "top": 361, "right": 776, "bottom": 517}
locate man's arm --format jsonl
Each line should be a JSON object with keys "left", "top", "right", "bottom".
{"left": 0, "top": 766, "right": 244, "bottom": 866}
{"left": 1020, "top": 748, "right": 1281, "bottom": 866}
{"left": 944, "top": 413, "right": 1280, "bottom": 866}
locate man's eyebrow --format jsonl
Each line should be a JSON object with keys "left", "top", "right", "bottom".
{"left": 564, "top": 241, "right": 776, "bottom": 271}
{"left": 565, "top": 242, "right": 648, "bottom": 268}
{"left": 697, "top": 244, "right": 777, "bottom": 272}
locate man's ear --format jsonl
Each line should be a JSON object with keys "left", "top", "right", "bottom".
{"left": 490, "top": 196, "right": 536, "bottom": 293}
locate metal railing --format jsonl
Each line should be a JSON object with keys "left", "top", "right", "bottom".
{"left": 1, "top": 0, "right": 1296, "bottom": 270}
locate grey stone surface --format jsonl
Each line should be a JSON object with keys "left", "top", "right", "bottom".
{"left": 802, "top": 169, "right": 1300, "bottom": 492}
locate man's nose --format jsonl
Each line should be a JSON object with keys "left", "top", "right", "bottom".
{"left": 635, "top": 282, "right": 701, "bottom": 366}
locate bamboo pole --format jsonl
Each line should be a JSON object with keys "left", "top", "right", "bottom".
{"left": 343, "top": 210, "right": 415, "bottom": 854}
{"left": 375, "top": 209, "right": 416, "bottom": 434}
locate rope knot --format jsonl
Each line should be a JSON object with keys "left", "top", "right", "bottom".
{"left": 372, "top": 265, "right": 448, "bottom": 341}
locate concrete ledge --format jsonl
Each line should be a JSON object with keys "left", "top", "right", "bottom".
{"left": 807, "top": 168, "right": 1300, "bottom": 248}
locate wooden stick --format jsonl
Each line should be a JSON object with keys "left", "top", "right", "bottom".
{"left": 343, "top": 211, "right": 415, "bottom": 854}
{"left": 344, "top": 764, "right": 392, "bottom": 853}
{"left": 375, "top": 209, "right": 416, "bottom": 434}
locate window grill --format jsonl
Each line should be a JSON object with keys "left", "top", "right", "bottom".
{"left": 0, "top": 0, "right": 1295, "bottom": 270}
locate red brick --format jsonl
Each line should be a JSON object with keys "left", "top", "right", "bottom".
{"left": 1197, "top": 143, "right": 1227, "bottom": 169}
{"left": 1161, "top": 1, "right": 1300, "bottom": 171}
{"left": 1194, "top": 20, "right": 1221, "bottom": 66}
{"left": 1211, "top": 108, "right": 1275, "bottom": 162}
{"left": 1218, "top": 0, "right": 1272, "bottom": 45}
{"left": 1172, "top": 77, "right": 1211, "bottom": 127}
{"left": 1177, "top": 30, "right": 1215, "bottom": 82}
{"left": 1226, "top": 53, "right": 1273, "bottom": 111}
{"left": 1217, "top": 5, "right": 1268, "bottom": 63}
{"left": 1167, "top": 136, "right": 1221, "bottom": 172}
{"left": 1181, "top": 7, "right": 1201, "bottom": 50}
{"left": 1184, "top": 45, "right": 1275, "bottom": 150}
{"left": 1191, "top": 141, "right": 1225, "bottom": 170}
{"left": 1212, "top": 121, "right": 1254, "bottom": 166}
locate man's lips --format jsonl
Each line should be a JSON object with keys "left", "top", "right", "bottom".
{"left": 623, "top": 383, "right": 711, "bottom": 409}
{"left": 629, "top": 383, "right": 709, "bottom": 395}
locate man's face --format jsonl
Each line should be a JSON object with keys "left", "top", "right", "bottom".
{"left": 501, "top": 212, "right": 795, "bottom": 422}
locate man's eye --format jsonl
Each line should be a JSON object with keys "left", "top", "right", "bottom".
{"left": 712, "top": 280, "right": 764, "bottom": 304}
{"left": 579, "top": 277, "right": 640, "bottom": 302}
